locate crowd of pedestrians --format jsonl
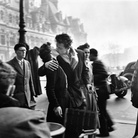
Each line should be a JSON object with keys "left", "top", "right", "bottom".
{"left": 0, "top": 32, "right": 138, "bottom": 138}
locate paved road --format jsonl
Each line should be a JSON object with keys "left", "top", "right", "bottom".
{"left": 107, "top": 89, "right": 137, "bottom": 124}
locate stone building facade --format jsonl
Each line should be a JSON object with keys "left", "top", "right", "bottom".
{"left": 0, "top": 0, "right": 87, "bottom": 61}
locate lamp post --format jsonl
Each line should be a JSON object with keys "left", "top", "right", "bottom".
{"left": 18, "top": 0, "right": 26, "bottom": 44}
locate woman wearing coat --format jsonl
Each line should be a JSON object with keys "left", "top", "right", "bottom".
{"left": 38, "top": 42, "right": 70, "bottom": 125}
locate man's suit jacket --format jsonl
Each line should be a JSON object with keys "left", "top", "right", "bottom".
{"left": 7, "top": 57, "right": 36, "bottom": 108}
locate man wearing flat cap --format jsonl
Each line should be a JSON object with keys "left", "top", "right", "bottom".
{"left": 7, "top": 43, "right": 36, "bottom": 109}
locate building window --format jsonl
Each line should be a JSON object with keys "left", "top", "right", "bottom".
{"left": 16, "top": 15, "right": 19, "bottom": 25}
{"left": 0, "top": 10, "right": 4, "bottom": 21}
{"left": 0, "top": 34, "right": 6, "bottom": 45}
{"left": 9, "top": 14, "right": 12, "bottom": 23}
{"left": 9, "top": 33, "right": 15, "bottom": 46}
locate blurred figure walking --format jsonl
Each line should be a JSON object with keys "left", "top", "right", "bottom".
{"left": 90, "top": 48, "right": 114, "bottom": 137}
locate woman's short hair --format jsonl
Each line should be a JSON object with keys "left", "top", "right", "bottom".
{"left": 39, "top": 42, "right": 52, "bottom": 63}
{"left": 55, "top": 33, "right": 72, "bottom": 49}
{"left": 77, "top": 43, "right": 90, "bottom": 50}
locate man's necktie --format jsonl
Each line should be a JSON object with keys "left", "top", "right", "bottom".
{"left": 20, "top": 61, "right": 23, "bottom": 70}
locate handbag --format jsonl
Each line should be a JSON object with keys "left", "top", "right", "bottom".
{"left": 131, "top": 69, "right": 138, "bottom": 108}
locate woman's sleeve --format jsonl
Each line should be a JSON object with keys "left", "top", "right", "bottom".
{"left": 46, "top": 70, "right": 59, "bottom": 108}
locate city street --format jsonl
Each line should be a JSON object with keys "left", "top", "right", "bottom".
{"left": 105, "top": 89, "right": 137, "bottom": 138}
{"left": 107, "top": 89, "right": 137, "bottom": 124}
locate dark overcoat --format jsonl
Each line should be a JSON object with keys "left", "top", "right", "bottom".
{"left": 27, "top": 47, "right": 42, "bottom": 96}
{"left": 57, "top": 49, "right": 90, "bottom": 108}
{"left": 38, "top": 65, "right": 70, "bottom": 124}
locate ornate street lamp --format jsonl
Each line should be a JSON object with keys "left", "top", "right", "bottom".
{"left": 18, "top": 0, "right": 26, "bottom": 44}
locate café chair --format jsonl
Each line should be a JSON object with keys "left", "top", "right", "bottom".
{"left": 63, "top": 108, "right": 99, "bottom": 138}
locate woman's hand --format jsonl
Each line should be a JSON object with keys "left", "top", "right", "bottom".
{"left": 54, "top": 106, "right": 63, "bottom": 117}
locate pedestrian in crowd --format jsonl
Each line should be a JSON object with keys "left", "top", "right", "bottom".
{"left": 0, "top": 60, "right": 20, "bottom": 107}
{"left": 7, "top": 43, "right": 36, "bottom": 109}
{"left": 38, "top": 42, "right": 70, "bottom": 125}
{"left": 77, "top": 43, "right": 98, "bottom": 111}
{"left": 90, "top": 48, "right": 114, "bottom": 137}
{"left": 0, "top": 107, "right": 51, "bottom": 138}
{"left": 27, "top": 46, "right": 42, "bottom": 96}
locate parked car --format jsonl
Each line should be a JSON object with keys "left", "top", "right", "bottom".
{"left": 107, "top": 73, "right": 131, "bottom": 98}
{"left": 119, "top": 61, "right": 136, "bottom": 81}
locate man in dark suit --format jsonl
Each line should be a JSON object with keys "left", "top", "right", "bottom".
{"left": 90, "top": 48, "right": 114, "bottom": 137}
{"left": 7, "top": 43, "right": 36, "bottom": 109}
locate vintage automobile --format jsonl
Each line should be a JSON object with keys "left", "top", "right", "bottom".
{"left": 107, "top": 73, "right": 131, "bottom": 98}
{"left": 107, "top": 61, "right": 136, "bottom": 98}
{"left": 119, "top": 61, "right": 136, "bottom": 81}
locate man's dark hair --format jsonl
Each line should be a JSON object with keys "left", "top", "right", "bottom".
{"left": 55, "top": 33, "right": 72, "bottom": 49}
{"left": 77, "top": 43, "right": 90, "bottom": 50}
{"left": 14, "top": 43, "right": 27, "bottom": 51}
{"left": 90, "top": 48, "right": 98, "bottom": 57}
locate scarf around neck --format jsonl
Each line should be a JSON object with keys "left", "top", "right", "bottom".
{"left": 61, "top": 47, "right": 78, "bottom": 70}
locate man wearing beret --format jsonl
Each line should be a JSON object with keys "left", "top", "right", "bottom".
{"left": 7, "top": 43, "right": 36, "bottom": 109}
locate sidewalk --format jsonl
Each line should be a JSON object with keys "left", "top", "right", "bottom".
{"left": 96, "top": 122, "right": 135, "bottom": 138}
{"left": 35, "top": 94, "right": 136, "bottom": 138}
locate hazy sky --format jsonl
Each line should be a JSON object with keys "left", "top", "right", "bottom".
{"left": 58, "top": 0, "right": 138, "bottom": 55}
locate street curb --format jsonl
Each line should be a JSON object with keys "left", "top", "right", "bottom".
{"left": 114, "top": 119, "right": 136, "bottom": 125}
